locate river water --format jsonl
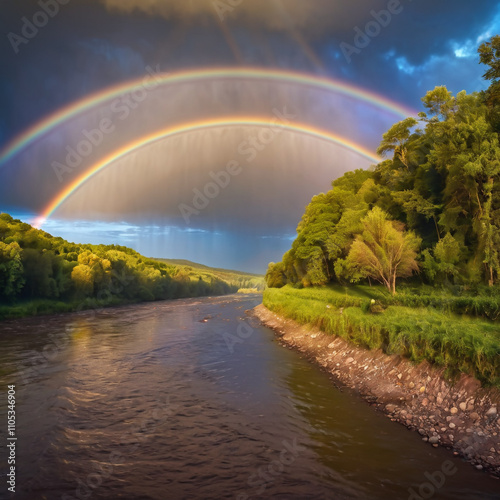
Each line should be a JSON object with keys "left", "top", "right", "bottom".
{"left": 0, "top": 295, "right": 499, "bottom": 500}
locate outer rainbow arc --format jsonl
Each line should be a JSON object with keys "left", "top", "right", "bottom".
{"left": 1, "top": 67, "right": 417, "bottom": 165}
{"left": 34, "top": 117, "right": 381, "bottom": 229}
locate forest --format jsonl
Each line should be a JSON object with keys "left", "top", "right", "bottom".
{"left": 266, "top": 36, "right": 500, "bottom": 296}
{"left": 262, "top": 37, "right": 500, "bottom": 387}
{"left": 0, "top": 213, "right": 254, "bottom": 319}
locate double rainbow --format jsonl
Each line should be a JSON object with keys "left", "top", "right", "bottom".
{"left": 0, "top": 67, "right": 412, "bottom": 228}
{"left": 34, "top": 117, "right": 381, "bottom": 228}
{"left": 1, "top": 67, "right": 416, "bottom": 166}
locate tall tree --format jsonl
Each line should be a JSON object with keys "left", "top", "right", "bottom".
{"left": 343, "top": 207, "right": 421, "bottom": 295}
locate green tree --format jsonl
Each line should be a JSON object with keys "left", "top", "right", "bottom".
{"left": 479, "top": 35, "right": 500, "bottom": 132}
{"left": 0, "top": 242, "right": 25, "bottom": 301}
{"left": 343, "top": 207, "right": 421, "bottom": 294}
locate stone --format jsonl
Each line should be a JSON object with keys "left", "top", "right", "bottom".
{"left": 420, "top": 387, "right": 426, "bottom": 394}
{"left": 422, "top": 398, "right": 429, "bottom": 407}
{"left": 459, "top": 402, "right": 467, "bottom": 412}
{"left": 429, "top": 436, "right": 439, "bottom": 445}
{"left": 450, "top": 407, "right": 458, "bottom": 415}
{"left": 486, "top": 406, "right": 497, "bottom": 418}
{"left": 346, "top": 357, "right": 354, "bottom": 364}
{"left": 436, "top": 397, "right": 443, "bottom": 405}
{"left": 470, "top": 412, "right": 480, "bottom": 421}
{"left": 408, "top": 382, "right": 415, "bottom": 389}
{"left": 386, "top": 404, "right": 397, "bottom": 413}
{"left": 449, "top": 423, "right": 456, "bottom": 429}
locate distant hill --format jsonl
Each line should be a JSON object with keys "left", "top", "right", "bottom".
{"left": 154, "top": 258, "right": 265, "bottom": 291}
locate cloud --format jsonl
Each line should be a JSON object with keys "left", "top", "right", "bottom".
{"left": 99, "top": 0, "right": 380, "bottom": 33}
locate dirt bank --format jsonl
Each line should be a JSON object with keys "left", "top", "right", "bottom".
{"left": 252, "top": 304, "right": 500, "bottom": 478}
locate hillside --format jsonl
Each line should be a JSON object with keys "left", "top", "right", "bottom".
{"left": 154, "top": 258, "right": 265, "bottom": 291}
{"left": 0, "top": 214, "right": 248, "bottom": 320}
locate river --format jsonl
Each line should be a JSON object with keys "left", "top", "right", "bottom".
{"left": 0, "top": 295, "right": 499, "bottom": 499}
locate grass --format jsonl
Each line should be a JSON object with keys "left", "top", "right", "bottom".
{"left": 0, "top": 296, "right": 130, "bottom": 321}
{"left": 263, "top": 285, "right": 500, "bottom": 387}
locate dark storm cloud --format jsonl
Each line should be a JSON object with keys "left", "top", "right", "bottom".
{"left": 1, "top": 0, "right": 498, "bottom": 146}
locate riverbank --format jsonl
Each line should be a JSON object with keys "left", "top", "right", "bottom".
{"left": 253, "top": 304, "right": 500, "bottom": 478}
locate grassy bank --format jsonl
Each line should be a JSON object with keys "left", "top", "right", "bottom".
{"left": 263, "top": 285, "right": 500, "bottom": 387}
{"left": 0, "top": 296, "right": 134, "bottom": 321}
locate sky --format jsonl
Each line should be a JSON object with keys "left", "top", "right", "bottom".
{"left": 1, "top": 0, "right": 499, "bottom": 273}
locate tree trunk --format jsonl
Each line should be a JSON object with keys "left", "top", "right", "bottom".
{"left": 433, "top": 215, "right": 441, "bottom": 241}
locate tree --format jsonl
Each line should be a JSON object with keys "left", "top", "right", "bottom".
{"left": 265, "top": 262, "right": 286, "bottom": 288}
{"left": 343, "top": 207, "right": 421, "bottom": 295}
{"left": 479, "top": 35, "right": 500, "bottom": 131}
{"left": 422, "top": 233, "right": 462, "bottom": 284}
{"left": 377, "top": 117, "right": 419, "bottom": 169}
{"left": 0, "top": 242, "right": 24, "bottom": 301}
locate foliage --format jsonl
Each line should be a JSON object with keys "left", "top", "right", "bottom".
{"left": 0, "top": 213, "right": 244, "bottom": 318}
{"left": 341, "top": 207, "right": 420, "bottom": 294}
{"left": 266, "top": 36, "right": 500, "bottom": 294}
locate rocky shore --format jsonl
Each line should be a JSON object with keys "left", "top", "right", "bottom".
{"left": 252, "top": 304, "right": 500, "bottom": 478}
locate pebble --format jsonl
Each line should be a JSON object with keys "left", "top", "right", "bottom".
{"left": 449, "top": 423, "right": 456, "bottom": 429}
{"left": 486, "top": 407, "right": 497, "bottom": 418}
{"left": 420, "top": 387, "right": 426, "bottom": 394}
{"left": 429, "top": 436, "right": 440, "bottom": 445}
{"left": 450, "top": 407, "right": 458, "bottom": 415}
{"left": 459, "top": 402, "right": 467, "bottom": 411}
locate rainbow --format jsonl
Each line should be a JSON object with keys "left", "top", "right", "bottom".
{"left": 1, "top": 67, "right": 417, "bottom": 166}
{"left": 34, "top": 117, "right": 380, "bottom": 228}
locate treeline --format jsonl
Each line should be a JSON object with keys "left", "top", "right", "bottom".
{"left": 154, "top": 258, "right": 266, "bottom": 291}
{"left": 0, "top": 213, "right": 237, "bottom": 307}
{"left": 267, "top": 36, "right": 500, "bottom": 294}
